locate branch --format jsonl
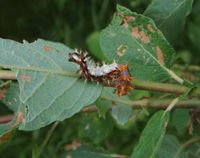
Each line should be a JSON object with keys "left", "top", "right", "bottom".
{"left": 83, "top": 98, "right": 200, "bottom": 113}
{"left": 132, "top": 79, "right": 200, "bottom": 97}
{"left": 1, "top": 99, "right": 200, "bottom": 124}
{"left": 0, "top": 70, "right": 200, "bottom": 97}
{"left": 0, "top": 114, "right": 14, "bottom": 123}
{"left": 173, "top": 136, "right": 200, "bottom": 158}
{"left": 0, "top": 70, "right": 16, "bottom": 80}
{"left": 173, "top": 64, "right": 200, "bottom": 72}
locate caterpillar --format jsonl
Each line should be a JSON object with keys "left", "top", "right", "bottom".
{"left": 68, "top": 49, "right": 133, "bottom": 96}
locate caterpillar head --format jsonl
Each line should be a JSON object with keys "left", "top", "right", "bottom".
{"left": 68, "top": 52, "right": 82, "bottom": 63}
{"left": 68, "top": 49, "right": 88, "bottom": 63}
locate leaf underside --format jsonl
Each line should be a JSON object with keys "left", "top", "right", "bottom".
{"left": 0, "top": 38, "right": 102, "bottom": 130}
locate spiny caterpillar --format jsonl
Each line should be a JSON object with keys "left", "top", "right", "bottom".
{"left": 68, "top": 49, "right": 133, "bottom": 96}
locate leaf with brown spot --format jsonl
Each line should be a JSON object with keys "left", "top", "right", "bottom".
{"left": 140, "top": 31, "right": 150, "bottom": 43}
{"left": 117, "top": 45, "right": 127, "bottom": 57}
{"left": 0, "top": 38, "right": 102, "bottom": 130}
{"left": 131, "top": 27, "right": 140, "bottom": 39}
{"left": 147, "top": 24, "right": 155, "bottom": 33}
{"left": 43, "top": 45, "right": 51, "bottom": 52}
{"left": 19, "top": 75, "right": 32, "bottom": 82}
{"left": 122, "top": 16, "right": 135, "bottom": 28}
{"left": 156, "top": 46, "right": 165, "bottom": 65}
{"left": 100, "top": 5, "right": 176, "bottom": 82}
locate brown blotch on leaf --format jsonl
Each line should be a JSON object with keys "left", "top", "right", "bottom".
{"left": 140, "top": 31, "right": 150, "bottom": 43}
{"left": 131, "top": 27, "right": 140, "bottom": 38}
{"left": 122, "top": 16, "right": 135, "bottom": 28}
{"left": 117, "top": 45, "right": 127, "bottom": 57}
{"left": 11, "top": 112, "right": 24, "bottom": 129}
{"left": 0, "top": 90, "right": 5, "bottom": 100}
{"left": 16, "top": 112, "right": 24, "bottom": 125}
{"left": 156, "top": 46, "right": 165, "bottom": 65}
{"left": 131, "top": 27, "right": 150, "bottom": 43}
{"left": 43, "top": 46, "right": 51, "bottom": 52}
{"left": 19, "top": 75, "right": 32, "bottom": 82}
{"left": 147, "top": 24, "right": 155, "bottom": 33}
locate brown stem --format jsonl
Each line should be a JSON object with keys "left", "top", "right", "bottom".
{"left": 1, "top": 70, "right": 200, "bottom": 97}
{"left": 82, "top": 98, "right": 200, "bottom": 113}
{"left": 173, "top": 64, "right": 200, "bottom": 72}
{"left": 132, "top": 79, "right": 200, "bottom": 97}
{"left": 173, "top": 136, "right": 200, "bottom": 158}
{"left": 0, "top": 70, "right": 16, "bottom": 80}
{"left": 0, "top": 114, "right": 14, "bottom": 123}
{"left": 1, "top": 99, "right": 200, "bottom": 124}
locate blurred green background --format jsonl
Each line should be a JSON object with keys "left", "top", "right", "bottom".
{"left": 0, "top": 0, "right": 148, "bottom": 47}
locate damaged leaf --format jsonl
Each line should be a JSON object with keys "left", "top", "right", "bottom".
{"left": 100, "top": 5, "right": 176, "bottom": 82}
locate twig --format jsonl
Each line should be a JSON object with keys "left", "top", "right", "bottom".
{"left": 1, "top": 99, "right": 200, "bottom": 124}
{"left": 1, "top": 70, "right": 200, "bottom": 97}
{"left": 173, "top": 64, "right": 200, "bottom": 72}
{"left": 0, "top": 80, "right": 12, "bottom": 88}
{"left": 132, "top": 79, "right": 200, "bottom": 97}
{"left": 37, "top": 122, "right": 59, "bottom": 158}
{"left": 0, "top": 70, "right": 16, "bottom": 80}
{"left": 0, "top": 114, "right": 14, "bottom": 123}
{"left": 100, "top": 97, "right": 200, "bottom": 109}
{"left": 173, "top": 136, "right": 200, "bottom": 158}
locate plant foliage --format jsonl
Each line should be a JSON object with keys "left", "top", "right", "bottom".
{"left": 0, "top": 1, "right": 200, "bottom": 158}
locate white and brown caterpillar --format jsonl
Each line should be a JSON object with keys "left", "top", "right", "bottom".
{"left": 68, "top": 49, "right": 133, "bottom": 96}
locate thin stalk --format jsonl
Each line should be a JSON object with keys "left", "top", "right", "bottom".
{"left": 132, "top": 79, "right": 200, "bottom": 97}
{"left": 173, "top": 136, "right": 200, "bottom": 158}
{"left": 0, "top": 70, "right": 200, "bottom": 97}
{"left": 1, "top": 99, "right": 200, "bottom": 124}
{"left": 173, "top": 64, "right": 200, "bottom": 72}
{"left": 0, "top": 80, "right": 11, "bottom": 88}
{"left": 37, "top": 122, "right": 59, "bottom": 158}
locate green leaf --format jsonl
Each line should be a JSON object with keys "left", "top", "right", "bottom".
{"left": 170, "top": 109, "right": 190, "bottom": 135}
{"left": 2, "top": 83, "right": 20, "bottom": 112}
{"left": 95, "top": 99, "right": 112, "bottom": 118}
{"left": 100, "top": 5, "right": 176, "bottom": 82}
{"left": 131, "top": 110, "right": 170, "bottom": 158}
{"left": 144, "top": 0, "right": 193, "bottom": 44}
{"left": 78, "top": 113, "right": 113, "bottom": 145}
{"left": 156, "top": 135, "right": 187, "bottom": 158}
{"left": 0, "top": 38, "right": 102, "bottom": 130}
{"left": 111, "top": 104, "right": 133, "bottom": 125}
{"left": 86, "top": 31, "right": 106, "bottom": 61}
